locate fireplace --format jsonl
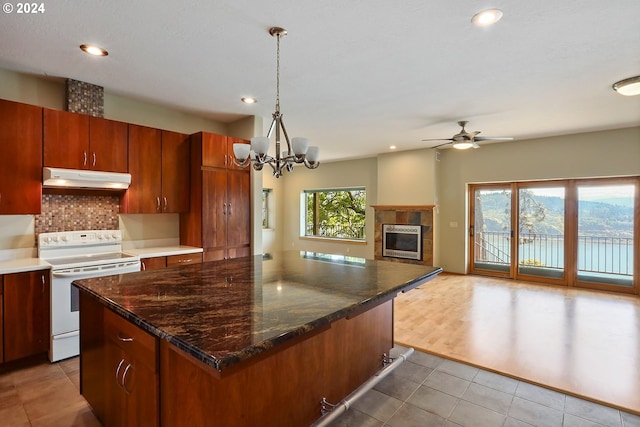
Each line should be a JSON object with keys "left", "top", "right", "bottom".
{"left": 383, "top": 224, "right": 422, "bottom": 260}
{"left": 372, "top": 205, "right": 435, "bottom": 266}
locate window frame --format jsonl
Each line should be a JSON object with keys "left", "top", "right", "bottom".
{"left": 302, "top": 187, "right": 367, "bottom": 242}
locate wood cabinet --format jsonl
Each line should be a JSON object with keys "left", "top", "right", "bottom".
{"left": 140, "top": 253, "right": 203, "bottom": 271}
{"left": 0, "top": 280, "right": 3, "bottom": 364}
{"left": 43, "top": 108, "right": 128, "bottom": 172}
{"left": 104, "top": 308, "right": 159, "bottom": 427}
{"left": 0, "top": 99, "right": 43, "bottom": 214}
{"left": 181, "top": 132, "right": 251, "bottom": 261}
{"left": 200, "top": 132, "right": 248, "bottom": 171}
{"left": 140, "top": 256, "right": 167, "bottom": 271}
{"left": 122, "top": 125, "right": 189, "bottom": 214}
{"left": 80, "top": 291, "right": 159, "bottom": 427}
{"left": 2, "top": 270, "right": 50, "bottom": 362}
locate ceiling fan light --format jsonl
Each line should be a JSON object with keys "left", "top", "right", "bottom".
{"left": 612, "top": 76, "right": 640, "bottom": 96}
{"left": 453, "top": 141, "right": 474, "bottom": 150}
{"left": 471, "top": 9, "right": 503, "bottom": 27}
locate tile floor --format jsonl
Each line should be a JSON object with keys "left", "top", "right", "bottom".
{"left": 0, "top": 357, "right": 100, "bottom": 427}
{"left": 2, "top": 349, "right": 640, "bottom": 427}
{"left": 326, "top": 346, "right": 640, "bottom": 427}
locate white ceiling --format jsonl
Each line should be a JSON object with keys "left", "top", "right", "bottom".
{"left": 1, "top": 0, "right": 639, "bottom": 161}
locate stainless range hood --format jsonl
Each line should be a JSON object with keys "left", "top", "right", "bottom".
{"left": 43, "top": 167, "right": 131, "bottom": 190}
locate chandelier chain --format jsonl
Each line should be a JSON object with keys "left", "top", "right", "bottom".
{"left": 275, "top": 32, "right": 281, "bottom": 113}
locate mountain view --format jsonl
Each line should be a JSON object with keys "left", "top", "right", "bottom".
{"left": 477, "top": 191, "right": 634, "bottom": 238}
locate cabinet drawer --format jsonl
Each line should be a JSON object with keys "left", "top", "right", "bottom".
{"left": 167, "top": 253, "right": 203, "bottom": 267}
{"left": 104, "top": 309, "right": 157, "bottom": 372}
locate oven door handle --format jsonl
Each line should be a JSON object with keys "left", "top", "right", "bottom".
{"left": 51, "top": 262, "right": 140, "bottom": 278}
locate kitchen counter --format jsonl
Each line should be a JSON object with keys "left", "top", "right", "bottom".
{"left": 73, "top": 251, "right": 441, "bottom": 371}
{"left": 123, "top": 245, "right": 202, "bottom": 258}
{"left": 0, "top": 257, "right": 51, "bottom": 275}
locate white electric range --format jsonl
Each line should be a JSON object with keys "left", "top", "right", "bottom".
{"left": 38, "top": 230, "right": 140, "bottom": 362}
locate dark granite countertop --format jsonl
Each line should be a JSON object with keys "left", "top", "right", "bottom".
{"left": 73, "top": 251, "right": 442, "bottom": 371}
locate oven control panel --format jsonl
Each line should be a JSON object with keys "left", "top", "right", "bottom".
{"left": 39, "top": 230, "right": 123, "bottom": 248}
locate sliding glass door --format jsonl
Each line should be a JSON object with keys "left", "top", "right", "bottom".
{"left": 470, "top": 185, "right": 513, "bottom": 277}
{"left": 516, "top": 185, "right": 566, "bottom": 282}
{"left": 469, "top": 178, "right": 638, "bottom": 294}
{"left": 576, "top": 180, "right": 636, "bottom": 290}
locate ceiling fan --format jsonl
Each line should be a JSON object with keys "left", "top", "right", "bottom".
{"left": 422, "top": 121, "right": 514, "bottom": 150}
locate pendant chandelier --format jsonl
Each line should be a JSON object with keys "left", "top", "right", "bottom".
{"left": 232, "top": 27, "right": 320, "bottom": 178}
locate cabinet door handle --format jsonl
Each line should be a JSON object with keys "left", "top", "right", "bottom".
{"left": 141, "top": 261, "right": 146, "bottom": 271}
{"left": 228, "top": 203, "right": 232, "bottom": 215}
{"left": 115, "top": 358, "right": 125, "bottom": 384}
{"left": 117, "top": 332, "right": 134, "bottom": 343}
{"left": 41, "top": 274, "right": 46, "bottom": 293}
{"left": 163, "top": 196, "right": 168, "bottom": 211}
{"left": 83, "top": 151, "right": 87, "bottom": 166}
{"left": 121, "top": 363, "right": 133, "bottom": 395}
{"left": 178, "top": 259, "right": 192, "bottom": 263}
{"left": 92, "top": 152, "right": 96, "bottom": 167}
{"left": 223, "top": 203, "right": 227, "bottom": 215}
{"left": 156, "top": 197, "right": 161, "bottom": 212}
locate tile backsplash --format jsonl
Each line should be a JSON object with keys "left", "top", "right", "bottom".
{"left": 35, "top": 194, "right": 120, "bottom": 235}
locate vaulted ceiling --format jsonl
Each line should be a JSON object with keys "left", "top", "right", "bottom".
{"left": 1, "top": 0, "right": 639, "bottom": 161}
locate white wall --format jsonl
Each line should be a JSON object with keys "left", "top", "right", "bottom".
{"left": 276, "top": 158, "right": 378, "bottom": 259}
{"left": 436, "top": 127, "right": 640, "bottom": 273}
{"left": 377, "top": 148, "right": 437, "bottom": 206}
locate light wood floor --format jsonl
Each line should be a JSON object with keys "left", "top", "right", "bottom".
{"left": 394, "top": 273, "right": 640, "bottom": 415}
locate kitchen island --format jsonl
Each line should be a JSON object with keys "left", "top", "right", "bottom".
{"left": 74, "top": 251, "right": 441, "bottom": 427}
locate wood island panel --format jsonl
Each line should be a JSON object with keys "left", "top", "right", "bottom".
{"left": 160, "top": 300, "right": 393, "bottom": 427}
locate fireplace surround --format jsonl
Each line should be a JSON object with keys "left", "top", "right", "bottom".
{"left": 372, "top": 205, "right": 435, "bottom": 266}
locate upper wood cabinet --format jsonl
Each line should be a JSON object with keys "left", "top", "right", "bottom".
{"left": 199, "top": 131, "right": 251, "bottom": 171}
{"left": 180, "top": 132, "right": 251, "bottom": 261}
{"left": 122, "top": 125, "right": 189, "bottom": 214}
{"left": 0, "top": 99, "right": 42, "bottom": 214}
{"left": 43, "top": 108, "right": 128, "bottom": 172}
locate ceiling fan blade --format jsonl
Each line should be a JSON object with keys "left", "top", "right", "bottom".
{"left": 421, "top": 138, "right": 454, "bottom": 142}
{"left": 430, "top": 141, "right": 453, "bottom": 149}
{"left": 474, "top": 136, "right": 514, "bottom": 142}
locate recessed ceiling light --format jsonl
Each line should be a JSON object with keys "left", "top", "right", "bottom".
{"left": 471, "top": 9, "right": 503, "bottom": 27}
{"left": 389, "top": 145, "right": 397, "bottom": 150}
{"left": 612, "top": 76, "right": 640, "bottom": 96}
{"left": 241, "top": 97, "right": 257, "bottom": 104}
{"left": 80, "top": 44, "right": 108, "bottom": 56}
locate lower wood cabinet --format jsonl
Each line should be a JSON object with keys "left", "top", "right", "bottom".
{"left": 140, "top": 253, "right": 203, "bottom": 271}
{"left": 80, "top": 291, "right": 159, "bottom": 427}
{"left": 104, "top": 308, "right": 158, "bottom": 427}
{"left": 2, "top": 270, "right": 50, "bottom": 362}
{"left": 0, "top": 285, "right": 3, "bottom": 364}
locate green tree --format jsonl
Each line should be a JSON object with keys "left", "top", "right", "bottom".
{"left": 306, "top": 190, "right": 366, "bottom": 239}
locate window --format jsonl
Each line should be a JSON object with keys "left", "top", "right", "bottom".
{"left": 304, "top": 188, "right": 366, "bottom": 240}
{"left": 262, "top": 188, "right": 272, "bottom": 229}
